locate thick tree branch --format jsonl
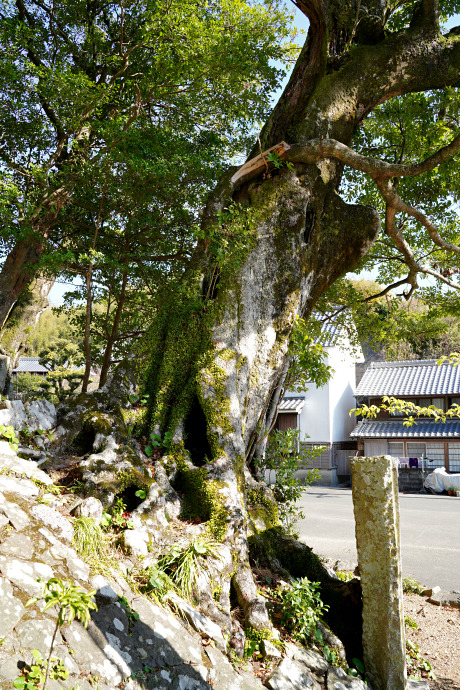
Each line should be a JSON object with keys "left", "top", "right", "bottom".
{"left": 284, "top": 133, "right": 460, "bottom": 179}
{"left": 362, "top": 278, "right": 414, "bottom": 302}
{"left": 376, "top": 177, "right": 460, "bottom": 256}
{"left": 377, "top": 193, "right": 460, "bottom": 295}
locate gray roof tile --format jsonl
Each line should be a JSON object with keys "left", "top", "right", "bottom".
{"left": 13, "top": 357, "right": 49, "bottom": 374}
{"left": 279, "top": 397, "right": 305, "bottom": 413}
{"left": 315, "top": 310, "right": 347, "bottom": 347}
{"left": 351, "top": 418, "right": 460, "bottom": 439}
{"left": 355, "top": 359, "right": 460, "bottom": 397}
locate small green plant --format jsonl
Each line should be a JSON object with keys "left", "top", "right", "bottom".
{"left": 118, "top": 596, "right": 140, "bottom": 632}
{"left": 402, "top": 577, "right": 425, "bottom": 595}
{"left": 406, "top": 639, "right": 436, "bottom": 680}
{"left": 404, "top": 615, "right": 418, "bottom": 630}
{"left": 265, "top": 150, "right": 295, "bottom": 171}
{"left": 0, "top": 424, "right": 19, "bottom": 451}
{"left": 335, "top": 570, "right": 355, "bottom": 582}
{"left": 129, "top": 393, "right": 149, "bottom": 407}
{"left": 18, "top": 578, "right": 97, "bottom": 690}
{"left": 322, "top": 644, "right": 341, "bottom": 666}
{"left": 313, "top": 628, "right": 345, "bottom": 667}
{"left": 244, "top": 638, "right": 262, "bottom": 659}
{"left": 146, "top": 565, "right": 177, "bottom": 600}
{"left": 100, "top": 497, "right": 134, "bottom": 531}
{"left": 278, "top": 577, "right": 328, "bottom": 643}
{"left": 135, "top": 488, "right": 147, "bottom": 500}
{"left": 157, "top": 537, "right": 222, "bottom": 600}
{"left": 347, "top": 657, "right": 365, "bottom": 679}
{"left": 145, "top": 430, "right": 173, "bottom": 457}
{"left": 13, "top": 650, "right": 70, "bottom": 689}
{"left": 256, "top": 428, "right": 321, "bottom": 537}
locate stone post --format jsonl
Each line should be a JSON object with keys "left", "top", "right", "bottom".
{"left": 350, "top": 456, "right": 407, "bottom": 690}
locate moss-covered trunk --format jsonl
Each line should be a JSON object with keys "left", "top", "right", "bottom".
{"left": 143, "top": 151, "right": 379, "bottom": 633}
{"left": 142, "top": 0, "right": 460, "bottom": 632}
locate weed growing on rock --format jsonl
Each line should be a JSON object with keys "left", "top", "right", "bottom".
{"left": 145, "top": 565, "right": 178, "bottom": 601}
{"left": 72, "top": 516, "right": 113, "bottom": 571}
{"left": 406, "top": 639, "right": 436, "bottom": 680}
{"left": 13, "top": 649, "right": 70, "bottom": 689}
{"left": 0, "top": 424, "right": 19, "bottom": 451}
{"left": 157, "top": 537, "right": 222, "bottom": 600}
{"left": 277, "top": 577, "right": 328, "bottom": 643}
{"left": 100, "top": 497, "right": 134, "bottom": 531}
{"left": 118, "top": 596, "right": 140, "bottom": 633}
{"left": 20, "top": 578, "right": 97, "bottom": 690}
{"left": 404, "top": 615, "right": 418, "bottom": 630}
{"left": 335, "top": 570, "right": 355, "bottom": 583}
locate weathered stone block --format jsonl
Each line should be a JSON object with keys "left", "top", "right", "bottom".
{"left": 30, "top": 504, "right": 73, "bottom": 542}
{"left": 351, "top": 456, "right": 406, "bottom": 690}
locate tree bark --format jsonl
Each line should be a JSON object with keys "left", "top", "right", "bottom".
{"left": 143, "top": 2, "right": 460, "bottom": 635}
{"left": 98, "top": 270, "right": 128, "bottom": 388}
{"left": 0, "top": 275, "right": 55, "bottom": 366}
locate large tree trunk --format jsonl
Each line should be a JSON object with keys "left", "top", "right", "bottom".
{"left": 143, "top": 0, "right": 460, "bottom": 635}
{"left": 0, "top": 275, "right": 55, "bottom": 365}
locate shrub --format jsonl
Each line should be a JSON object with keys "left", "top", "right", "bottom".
{"left": 278, "top": 577, "right": 328, "bottom": 643}
{"left": 256, "top": 428, "right": 321, "bottom": 537}
{"left": 402, "top": 577, "right": 424, "bottom": 595}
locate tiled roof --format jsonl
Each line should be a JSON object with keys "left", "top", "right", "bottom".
{"left": 351, "top": 418, "right": 460, "bottom": 439}
{"left": 355, "top": 359, "right": 460, "bottom": 397}
{"left": 318, "top": 319, "right": 343, "bottom": 347}
{"left": 12, "top": 357, "right": 49, "bottom": 374}
{"left": 279, "top": 397, "right": 305, "bottom": 413}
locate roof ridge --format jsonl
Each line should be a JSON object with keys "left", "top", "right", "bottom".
{"left": 369, "top": 359, "right": 440, "bottom": 369}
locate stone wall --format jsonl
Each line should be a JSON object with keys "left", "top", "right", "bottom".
{"left": 398, "top": 468, "right": 428, "bottom": 493}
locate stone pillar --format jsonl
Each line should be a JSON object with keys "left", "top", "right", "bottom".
{"left": 350, "top": 455, "right": 407, "bottom": 690}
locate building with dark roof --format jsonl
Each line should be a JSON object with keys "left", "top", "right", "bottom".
{"left": 351, "top": 359, "right": 460, "bottom": 472}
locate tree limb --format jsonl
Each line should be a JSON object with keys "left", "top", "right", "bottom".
{"left": 284, "top": 133, "right": 460, "bottom": 180}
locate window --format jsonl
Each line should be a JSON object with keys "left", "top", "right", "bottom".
{"left": 448, "top": 444, "right": 460, "bottom": 472}
{"left": 406, "top": 442, "right": 426, "bottom": 459}
{"left": 426, "top": 443, "right": 445, "bottom": 469}
{"left": 388, "top": 442, "right": 404, "bottom": 457}
{"left": 431, "top": 397, "right": 444, "bottom": 412}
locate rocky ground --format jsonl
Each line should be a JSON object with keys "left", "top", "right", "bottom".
{"left": 0, "top": 439, "right": 368, "bottom": 690}
{"left": 0, "top": 388, "right": 455, "bottom": 689}
{"left": 404, "top": 594, "right": 460, "bottom": 690}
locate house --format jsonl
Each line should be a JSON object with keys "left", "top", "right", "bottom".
{"left": 12, "top": 357, "right": 49, "bottom": 377}
{"left": 275, "top": 315, "right": 364, "bottom": 485}
{"left": 351, "top": 359, "right": 460, "bottom": 473}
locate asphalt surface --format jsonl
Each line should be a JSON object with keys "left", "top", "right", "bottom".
{"left": 297, "top": 487, "right": 460, "bottom": 592}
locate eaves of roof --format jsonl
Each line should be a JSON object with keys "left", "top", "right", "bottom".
{"left": 279, "top": 397, "right": 305, "bottom": 413}
{"left": 351, "top": 418, "right": 460, "bottom": 439}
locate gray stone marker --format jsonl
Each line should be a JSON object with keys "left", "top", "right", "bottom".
{"left": 350, "top": 456, "right": 407, "bottom": 690}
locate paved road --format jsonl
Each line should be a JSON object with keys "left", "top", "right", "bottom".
{"left": 297, "top": 487, "right": 460, "bottom": 592}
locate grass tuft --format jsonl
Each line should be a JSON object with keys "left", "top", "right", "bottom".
{"left": 72, "top": 516, "right": 114, "bottom": 572}
{"left": 157, "top": 537, "right": 222, "bottom": 600}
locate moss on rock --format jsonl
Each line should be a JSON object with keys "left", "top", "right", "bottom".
{"left": 174, "top": 465, "right": 228, "bottom": 541}
{"left": 247, "top": 488, "right": 279, "bottom": 530}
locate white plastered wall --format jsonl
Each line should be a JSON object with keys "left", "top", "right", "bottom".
{"left": 286, "top": 340, "right": 363, "bottom": 445}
